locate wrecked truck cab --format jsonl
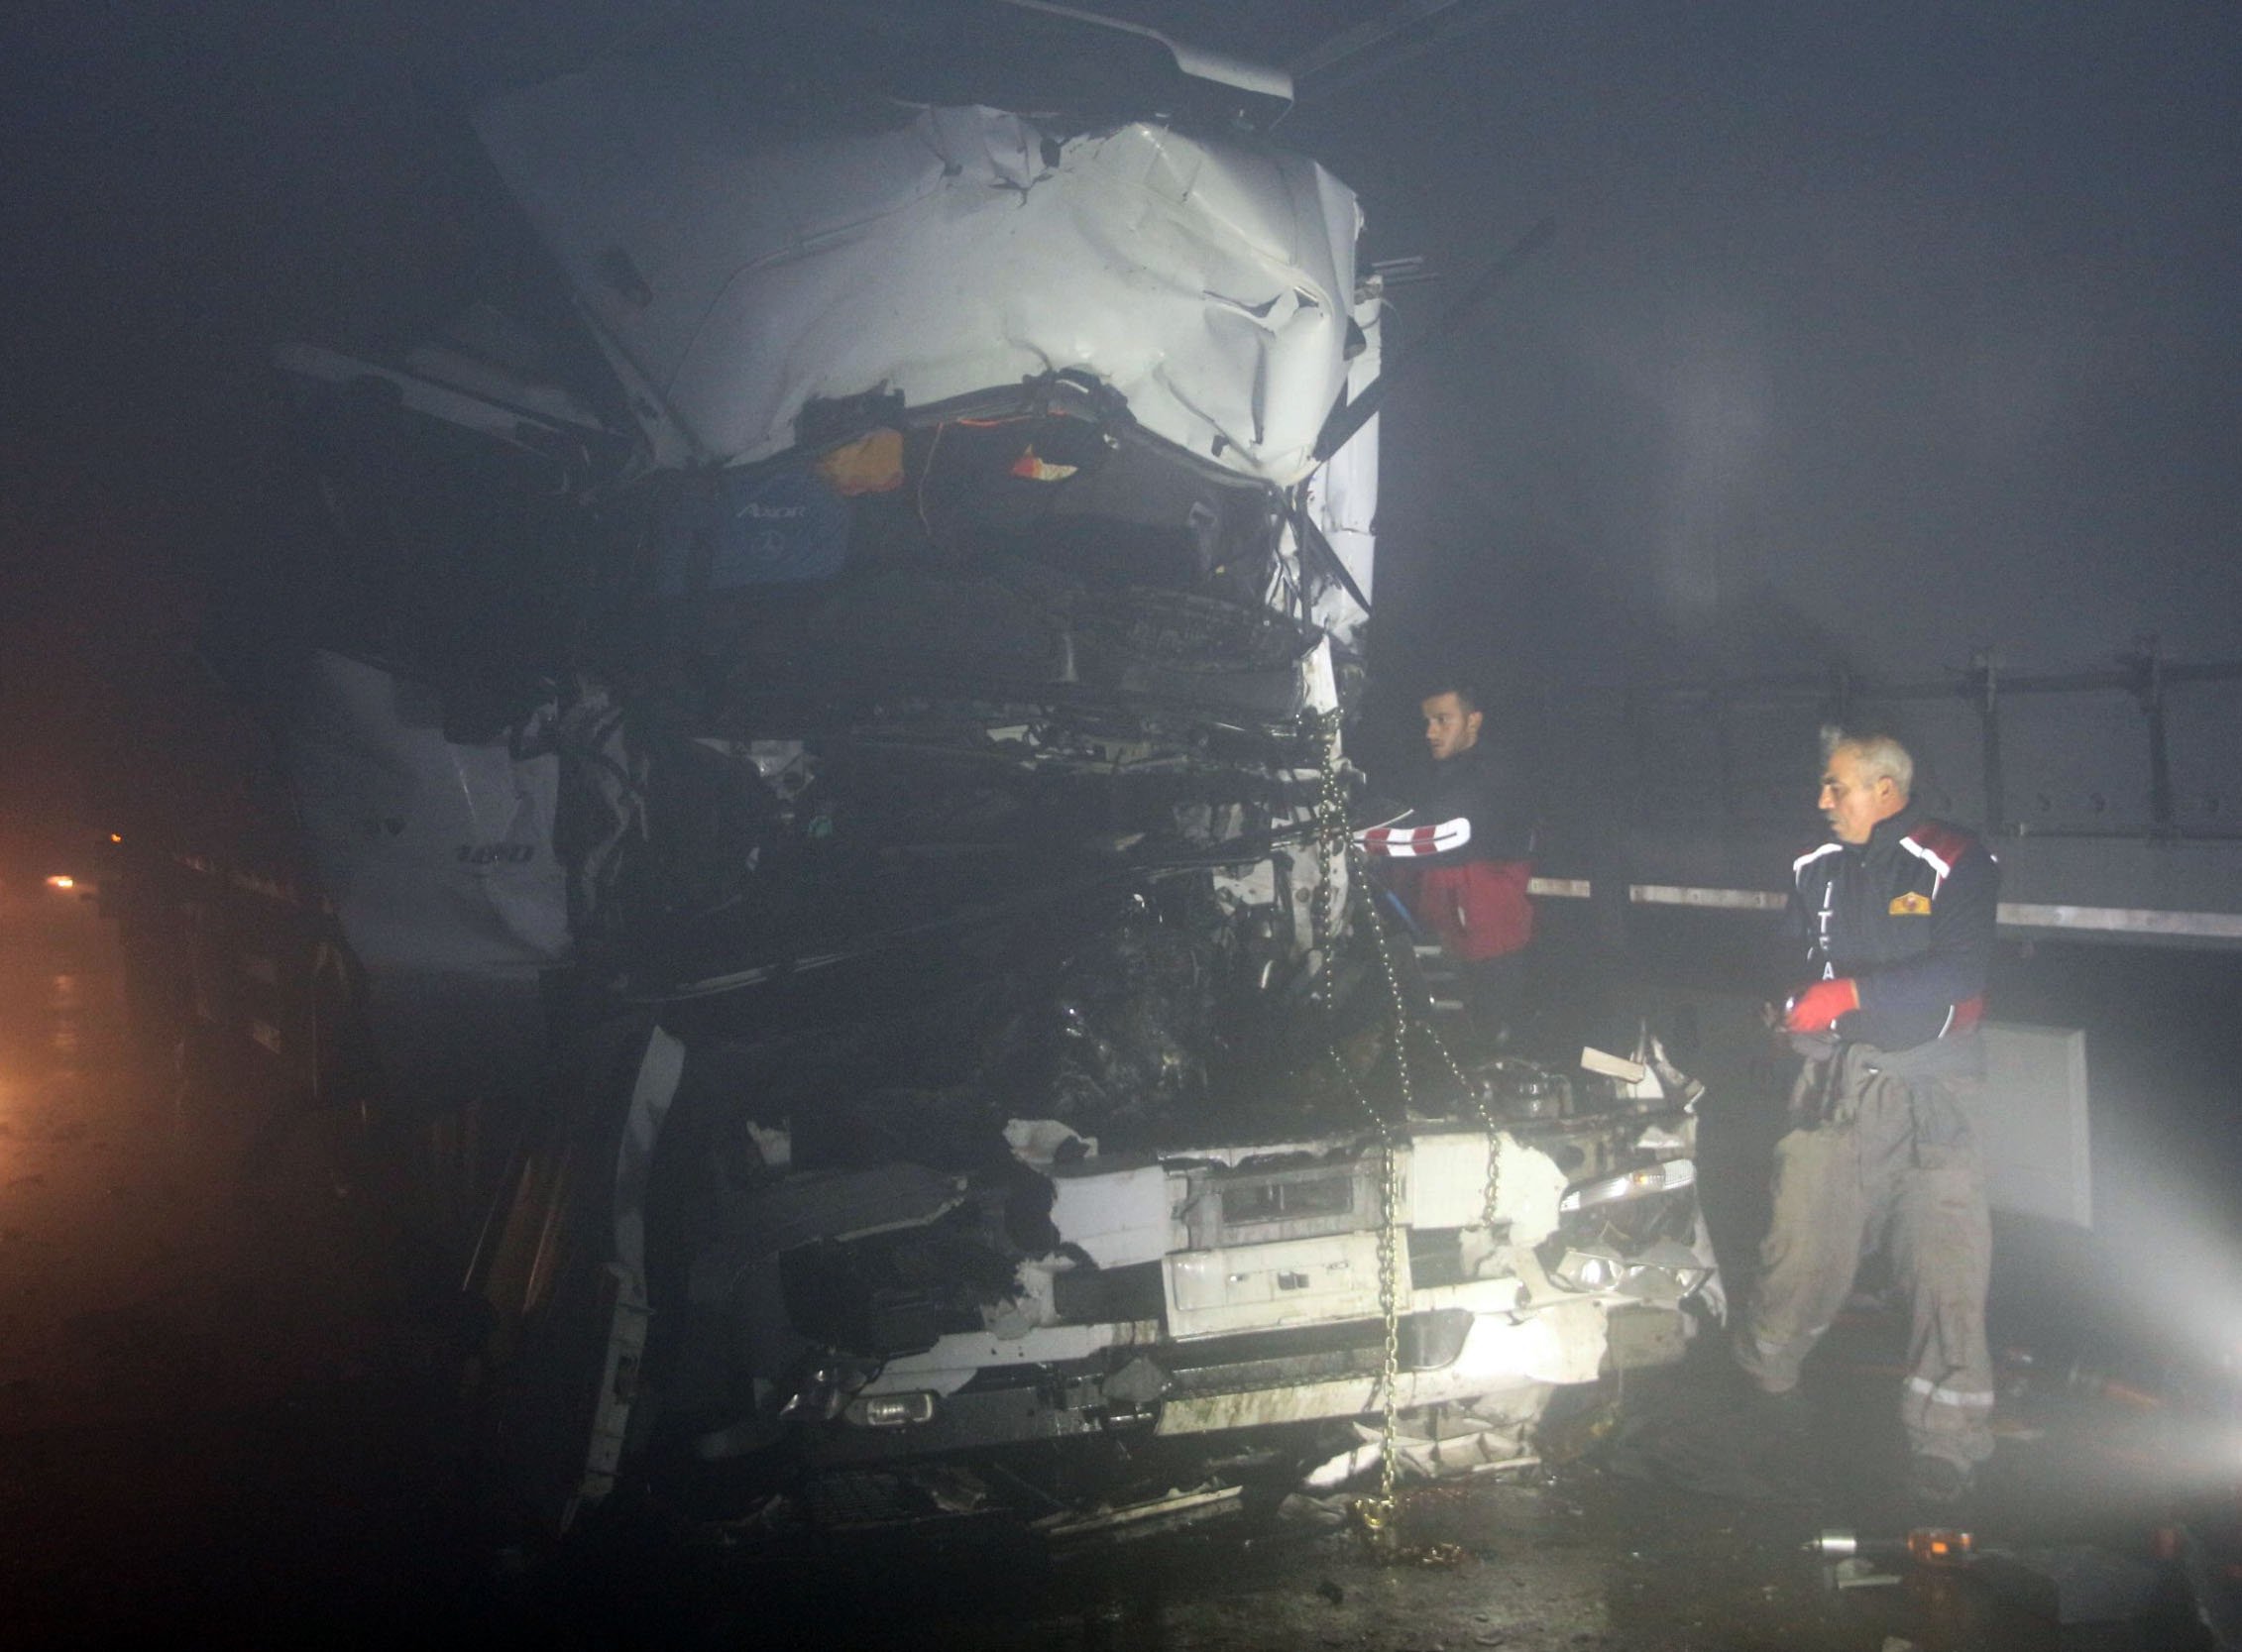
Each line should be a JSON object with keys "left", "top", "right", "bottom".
{"left": 494, "top": 1007, "right": 1721, "bottom": 1530}
{"left": 240, "top": 8, "right": 1719, "bottom": 1536}
{"left": 579, "top": 1026, "right": 1721, "bottom": 1526}
{"left": 804, "top": 1100, "right": 1711, "bottom": 1434}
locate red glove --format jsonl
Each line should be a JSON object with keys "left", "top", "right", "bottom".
{"left": 1784, "top": 977, "right": 1860, "bottom": 1034}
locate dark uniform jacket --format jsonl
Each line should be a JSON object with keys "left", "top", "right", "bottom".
{"left": 1397, "top": 745, "right": 1537, "bottom": 962}
{"left": 1785, "top": 805, "right": 1999, "bottom": 1053}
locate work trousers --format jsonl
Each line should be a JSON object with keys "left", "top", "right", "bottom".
{"left": 1453, "top": 950, "right": 1525, "bottom": 1055}
{"left": 1736, "top": 1039, "right": 1995, "bottom": 1469}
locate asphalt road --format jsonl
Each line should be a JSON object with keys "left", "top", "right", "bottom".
{"left": 0, "top": 891, "right": 2220, "bottom": 1649}
{"left": 0, "top": 892, "right": 486, "bottom": 1646}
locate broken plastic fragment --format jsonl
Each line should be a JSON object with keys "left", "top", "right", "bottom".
{"left": 1579, "top": 1046, "right": 1648, "bottom": 1083}
{"left": 1003, "top": 1118, "right": 1096, "bottom": 1166}
{"left": 1008, "top": 444, "right": 1078, "bottom": 483}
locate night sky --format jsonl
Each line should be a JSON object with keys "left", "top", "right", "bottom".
{"left": 3, "top": 0, "right": 2238, "bottom": 853}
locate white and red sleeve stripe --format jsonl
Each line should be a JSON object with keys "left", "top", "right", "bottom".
{"left": 1355, "top": 818, "right": 1473, "bottom": 858}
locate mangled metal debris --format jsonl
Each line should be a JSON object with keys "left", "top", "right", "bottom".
{"left": 1032, "top": 1484, "right": 1245, "bottom": 1543}
{"left": 1302, "top": 1416, "right": 1539, "bottom": 1490}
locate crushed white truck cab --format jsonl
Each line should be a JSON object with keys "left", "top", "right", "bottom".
{"left": 218, "top": 1, "right": 1719, "bottom": 1531}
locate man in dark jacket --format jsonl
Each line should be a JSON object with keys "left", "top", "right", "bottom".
{"left": 1737, "top": 728, "right": 1998, "bottom": 1505}
{"left": 1359, "top": 680, "right": 1536, "bottom": 1051}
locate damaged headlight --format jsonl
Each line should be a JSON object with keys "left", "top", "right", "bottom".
{"left": 779, "top": 1358, "right": 884, "bottom": 1423}
{"left": 846, "top": 1391, "right": 940, "bottom": 1430}
{"left": 1557, "top": 1158, "right": 1696, "bottom": 1213}
{"left": 1546, "top": 1239, "right": 1715, "bottom": 1301}
{"left": 1547, "top": 1247, "right": 1625, "bottom": 1293}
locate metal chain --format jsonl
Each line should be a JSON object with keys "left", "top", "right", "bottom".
{"left": 1308, "top": 709, "right": 1346, "bottom": 970}
{"left": 1477, "top": 1087, "right": 1504, "bottom": 1240}
{"left": 1413, "top": 1015, "right": 1504, "bottom": 1238}
{"left": 1348, "top": 791, "right": 1504, "bottom": 1246}
{"left": 1353, "top": 848, "right": 1417, "bottom": 1541}
{"left": 1323, "top": 1046, "right": 1402, "bottom": 1546}
{"left": 1309, "top": 715, "right": 1510, "bottom": 1550}
{"left": 1304, "top": 708, "right": 1407, "bottom": 1546}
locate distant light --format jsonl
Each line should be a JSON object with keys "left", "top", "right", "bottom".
{"left": 108, "top": 833, "right": 122, "bottom": 843}
{"left": 46, "top": 875, "right": 74, "bottom": 890}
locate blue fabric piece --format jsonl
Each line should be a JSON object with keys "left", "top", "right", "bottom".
{"left": 658, "top": 463, "right": 850, "bottom": 593}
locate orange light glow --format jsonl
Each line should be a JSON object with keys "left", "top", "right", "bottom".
{"left": 109, "top": 833, "right": 123, "bottom": 843}
{"left": 1906, "top": 1528, "right": 1974, "bottom": 1567}
{"left": 46, "top": 875, "right": 75, "bottom": 890}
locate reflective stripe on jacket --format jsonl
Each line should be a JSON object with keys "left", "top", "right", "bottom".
{"left": 1787, "top": 808, "right": 1998, "bottom": 1051}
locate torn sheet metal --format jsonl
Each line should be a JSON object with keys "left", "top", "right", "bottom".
{"left": 854, "top": 1320, "right": 1157, "bottom": 1401}
{"left": 1002, "top": 1117, "right": 1097, "bottom": 1166}
{"left": 574, "top": 1264, "right": 651, "bottom": 1521}
{"left": 1304, "top": 1419, "right": 1538, "bottom": 1489}
{"left": 1299, "top": 287, "right": 1382, "bottom": 648}
{"left": 283, "top": 650, "right": 566, "bottom": 1105}
{"left": 1155, "top": 1299, "right": 1613, "bottom": 1437}
{"left": 1032, "top": 1484, "right": 1243, "bottom": 1542}
{"left": 284, "top": 649, "right": 569, "bottom": 974}
{"left": 614, "top": 1027, "right": 688, "bottom": 1297}
{"left": 1167, "top": 1231, "right": 1393, "bottom": 1338}
{"left": 477, "top": 81, "right": 1360, "bottom": 483}
{"left": 1403, "top": 1130, "right": 1570, "bottom": 1248}
{"left": 1046, "top": 1157, "right": 1171, "bottom": 1269}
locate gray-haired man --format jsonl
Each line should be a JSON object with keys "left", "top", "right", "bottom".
{"left": 1737, "top": 730, "right": 1999, "bottom": 1506}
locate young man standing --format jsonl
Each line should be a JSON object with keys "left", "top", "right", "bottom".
{"left": 1362, "top": 681, "right": 1536, "bottom": 1052}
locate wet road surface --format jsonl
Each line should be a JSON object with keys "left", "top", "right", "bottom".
{"left": 0, "top": 894, "right": 484, "bottom": 1645}
{"left": 0, "top": 892, "right": 2223, "bottom": 1648}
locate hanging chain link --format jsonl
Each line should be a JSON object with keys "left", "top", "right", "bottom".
{"left": 1309, "top": 709, "right": 1512, "bottom": 1549}
{"left": 1307, "top": 707, "right": 1414, "bottom": 1547}
{"left": 1322, "top": 1046, "right": 1403, "bottom": 1545}
{"left": 1412, "top": 1014, "right": 1505, "bottom": 1239}
{"left": 1355, "top": 842, "right": 1416, "bottom": 1542}
{"left": 1308, "top": 709, "right": 1347, "bottom": 972}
